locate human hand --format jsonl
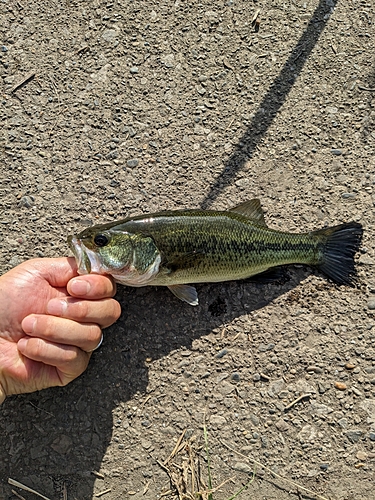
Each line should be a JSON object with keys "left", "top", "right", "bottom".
{"left": 0, "top": 257, "right": 121, "bottom": 403}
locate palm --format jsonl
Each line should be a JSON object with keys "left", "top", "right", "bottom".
{"left": 0, "top": 260, "right": 75, "bottom": 395}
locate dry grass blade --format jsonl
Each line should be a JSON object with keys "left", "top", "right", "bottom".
{"left": 220, "top": 440, "right": 331, "bottom": 500}
{"left": 8, "top": 478, "right": 51, "bottom": 500}
{"left": 164, "top": 428, "right": 186, "bottom": 464}
{"left": 11, "top": 490, "right": 26, "bottom": 500}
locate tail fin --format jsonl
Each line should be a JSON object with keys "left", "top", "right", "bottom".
{"left": 312, "top": 222, "right": 363, "bottom": 285}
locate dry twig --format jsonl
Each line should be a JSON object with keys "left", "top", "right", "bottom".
{"left": 10, "top": 71, "right": 35, "bottom": 93}
{"left": 8, "top": 478, "right": 50, "bottom": 500}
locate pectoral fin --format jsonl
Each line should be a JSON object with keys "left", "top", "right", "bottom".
{"left": 167, "top": 284, "right": 199, "bottom": 306}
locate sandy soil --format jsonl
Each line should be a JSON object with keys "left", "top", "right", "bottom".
{"left": 1, "top": 0, "right": 375, "bottom": 498}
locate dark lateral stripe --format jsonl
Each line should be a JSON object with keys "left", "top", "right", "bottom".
{"left": 163, "top": 235, "right": 319, "bottom": 257}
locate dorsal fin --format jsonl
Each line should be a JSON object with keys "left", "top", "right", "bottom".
{"left": 228, "top": 199, "right": 267, "bottom": 226}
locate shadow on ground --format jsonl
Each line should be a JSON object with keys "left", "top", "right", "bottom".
{"left": 1, "top": 268, "right": 309, "bottom": 498}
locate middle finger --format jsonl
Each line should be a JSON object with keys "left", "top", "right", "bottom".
{"left": 47, "top": 297, "right": 121, "bottom": 328}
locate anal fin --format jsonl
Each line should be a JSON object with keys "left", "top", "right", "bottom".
{"left": 167, "top": 284, "right": 199, "bottom": 306}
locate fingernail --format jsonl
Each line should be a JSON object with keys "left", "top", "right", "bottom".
{"left": 47, "top": 299, "right": 67, "bottom": 316}
{"left": 17, "top": 338, "right": 28, "bottom": 350}
{"left": 22, "top": 316, "right": 36, "bottom": 334}
{"left": 70, "top": 279, "right": 90, "bottom": 296}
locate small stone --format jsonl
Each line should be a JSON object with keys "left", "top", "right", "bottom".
{"left": 331, "top": 148, "right": 342, "bottom": 155}
{"left": 334, "top": 381, "right": 347, "bottom": 391}
{"left": 275, "top": 419, "right": 290, "bottom": 432}
{"left": 161, "top": 53, "right": 175, "bottom": 68}
{"left": 345, "top": 363, "right": 355, "bottom": 370}
{"left": 309, "top": 403, "right": 333, "bottom": 416}
{"left": 18, "top": 195, "right": 34, "bottom": 208}
{"left": 368, "top": 298, "right": 375, "bottom": 310}
{"left": 252, "top": 373, "right": 261, "bottom": 382}
{"left": 356, "top": 451, "right": 367, "bottom": 461}
{"left": 231, "top": 372, "right": 241, "bottom": 383}
{"left": 249, "top": 413, "right": 260, "bottom": 426}
{"left": 102, "top": 29, "right": 118, "bottom": 43}
{"left": 130, "top": 66, "right": 139, "bottom": 74}
{"left": 345, "top": 429, "right": 363, "bottom": 443}
{"left": 215, "top": 348, "right": 228, "bottom": 359}
{"left": 258, "top": 342, "right": 275, "bottom": 352}
{"left": 306, "top": 365, "right": 323, "bottom": 374}
{"left": 218, "top": 381, "right": 235, "bottom": 396}
{"left": 337, "top": 418, "right": 348, "bottom": 428}
{"left": 126, "top": 158, "right": 139, "bottom": 168}
{"left": 1, "top": 45, "right": 8, "bottom": 52}
{"left": 50, "top": 435, "right": 73, "bottom": 454}
{"left": 233, "top": 462, "right": 252, "bottom": 473}
{"left": 341, "top": 192, "right": 356, "bottom": 199}
{"left": 369, "top": 432, "right": 375, "bottom": 442}
{"left": 319, "top": 463, "right": 329, "bottom": 471}
{"left": 210, "top": 415, "right": 227, "bottom": 426}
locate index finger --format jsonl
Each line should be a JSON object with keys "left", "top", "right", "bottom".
{"left": 67, "top": 274, "right": 117, "bottom": 299}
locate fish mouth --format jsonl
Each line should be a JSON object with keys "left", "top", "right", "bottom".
{"left": 68, "top": 235, "right": 92, "bottom": 274}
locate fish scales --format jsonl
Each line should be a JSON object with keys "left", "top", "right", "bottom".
{"left": 120, "top": 212, "right": 322, "bottom": 285}
{"left": 68, "top": 199, "right": 363, "bottom": 305}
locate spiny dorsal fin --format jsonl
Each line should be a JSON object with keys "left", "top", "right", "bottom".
{"left": 229, "top": 199, "right": 267, "bottom": 226}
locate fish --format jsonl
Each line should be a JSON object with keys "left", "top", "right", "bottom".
{"left": 68, "top": 199, "right": 363, "bottom": 306}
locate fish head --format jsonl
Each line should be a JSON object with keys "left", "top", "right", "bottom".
{"left": 68, "top": 225, "right": 136, "bottom": 276}
{"left": 68, "top": 224, "right": 161, "bottom": 285}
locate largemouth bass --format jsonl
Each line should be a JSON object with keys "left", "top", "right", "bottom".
{"left": 68, "top": 199, "right": 363, "bottom": 305}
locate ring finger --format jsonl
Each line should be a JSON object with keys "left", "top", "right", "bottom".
{"left": 22, "top": 314, "right": 103, "bottom": 353}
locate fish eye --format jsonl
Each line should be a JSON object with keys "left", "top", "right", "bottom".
{"left": 94, "top": 234, "right": 109, "bottom": 247}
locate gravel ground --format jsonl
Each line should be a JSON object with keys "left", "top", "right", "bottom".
{"left": 1, "top": 0, "right": 375, "bottom": 498}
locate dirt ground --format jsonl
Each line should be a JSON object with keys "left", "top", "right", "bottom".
{"left": 1, "top": 0, "right": 375, "bottom": 498}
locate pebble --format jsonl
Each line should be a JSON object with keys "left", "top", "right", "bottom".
{"left": 1, "top": 45, "right": 8, "bottom": 52}
{"left": 337, "top": 418, "right": 348, "bottom": 428}
{"left": 210, "top": 415, "right": 227, "bottom": 426}
{"left": 18, "top": 195, "right": 34, "bottom": 208}
{"left": 331, "top": 149, "right": 342, "bottom": 155}
{"left": 257, "top": 342, "right": 275, "bottom": 352}
{"left": 356, "top": 451, "right": 367, "bottom": 461}
{"left": 231, "top": 372, "right": 241, "bottom": 383}
{"left": 275, "top": 419, "right": 290, "bottom": 432}
{"left": 233, "top": 462, "right": 252, "bottom": 473}
{"left": 334, "top": 381, "right": 347, "bottom": 391}
{"left": 102, "top": 29, "right": 118, "bottom": 43}
{"left": 215, "top": 348, "right": 228, "bottom": 358}
{"left": 126, "top": 158, "right": 139, "bottom": 168}
{"left": 306, "top": 365, "right": 323, "bottom": 374}
{"left": 345, "top": 363, "right": 355, "bottom": 370}
{"left": 252, "top": 373, "right": 261, "bottom": 382}
{"left": 369, "top": 432, "right": 375, "bottom": 442}
{"left": 341, "top": 192, "right": 356, "bottom": 199}
{"left": 368, "top": 298, "right": 375, "bottom": 310}
{"left": 319, "top": 463, "right": 329, "bottom": 471}
{"left": 249, "top": 413, "right": 260, "bottom": 426}
{"left": 345, "top": 429, "right": 363, "bottom": 443}
{"left": 130, "top": 66, "right": 139, "bottom": 74}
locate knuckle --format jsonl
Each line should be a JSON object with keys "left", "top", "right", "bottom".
{"left": 30, "top": 338, "right": 45, "bottom": 358}
{"left": 71, "top": 300, "right": 89, "bottom": 320}
{"left": 87, "top": 324, "right": 101, "bottom": 344}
